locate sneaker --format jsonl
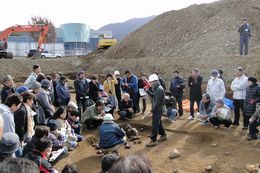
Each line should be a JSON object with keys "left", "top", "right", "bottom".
{"left": 242, "top": 127, "right": 248, "bottom": 130}
{"left": 178, "top": 116, "right": 184, "bottom": 120}
{"left": 146, "top": 141, "right": 157, "bottom": 147}
{"left": 170, "top": 119, "right": 175, "bottom": 123}
{"left": 157, "top": 135, "right": 167, "bottom": 142}
{"left": 187, "top": 116, "right": 194, "bottom": 120}
{"left": 214, "top": 126, "right": 218, "bottom": 129}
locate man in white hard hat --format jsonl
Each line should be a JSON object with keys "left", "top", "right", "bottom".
{"left": 146, "top": 74, "right": 167, "bottom": 147}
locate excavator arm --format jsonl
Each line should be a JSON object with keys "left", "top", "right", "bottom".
{"left": 0, "top": 24, "right": 49, "bottom": 51}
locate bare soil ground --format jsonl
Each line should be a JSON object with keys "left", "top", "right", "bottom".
{"left": 54, "top": 112, "right": 260, "bottom": 173}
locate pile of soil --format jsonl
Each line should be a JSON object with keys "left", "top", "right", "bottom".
{"left": 104, "top": 0, "right": 260, "bottom": 58}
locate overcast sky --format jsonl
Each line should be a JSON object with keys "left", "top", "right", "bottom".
{"left": 0, "top": 0, "right": 217, "bottom": 30}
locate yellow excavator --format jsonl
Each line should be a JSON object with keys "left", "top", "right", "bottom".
{"left": 97, "top": 34, "right": 117, "bottom": 50}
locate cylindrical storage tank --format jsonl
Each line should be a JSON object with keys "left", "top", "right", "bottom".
{"left": 60, "top": 23, "right": 90, "bottom": 43}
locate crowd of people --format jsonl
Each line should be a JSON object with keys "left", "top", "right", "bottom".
{"left": 0, "top": 63, "right": 259, "bottom": 172}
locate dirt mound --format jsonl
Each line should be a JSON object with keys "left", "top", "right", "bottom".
{"left": 0, "top": 57, "right": 85, "bottom": 82}
{"left": 103, "top": 0, "right": 260, "bottom": 58}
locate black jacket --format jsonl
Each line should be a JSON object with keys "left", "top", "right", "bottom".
{"left": 188, "top": 76, "right": 203, "bottom": 101}
{"left": 14, "top": 104, "right": 28, "bottom": 142}
{"left": 244, "top": 84, "right": 260, "bottom": 116}
{"left": 170, "top": 76, "right": 185, "bottom": 98}
{"left": 74, "top": 78, "right": 89, "bottom": 100}
{"left": 119, "top": 99, "right": 134, "bottom": 112}
{"left": 89, "top": 81, "right": 99, "bottom": 103}
{"left": 165, "top": 96, "right": 177, "bottom": 109}
{"left": 1, "top": 86, "right": 16, "bottom": 103}
{"left": 23, "top": 135, "right": 39, "bottom": 157}
{"left": 25, "top": 149, "right": 55, "bottom": 173}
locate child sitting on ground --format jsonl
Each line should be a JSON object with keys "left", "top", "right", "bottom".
{"left": 48, "top": 107, "right": 78, "bottom": 151}
{"left": 67, "top": 110, "right": 82, "bottom": 135}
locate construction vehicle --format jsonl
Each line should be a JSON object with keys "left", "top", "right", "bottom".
{"left": 97, "top": 34, "right": 117, "bottom": 50}
{"left": 0, "top": 24, "right": 49, "bottom": 59}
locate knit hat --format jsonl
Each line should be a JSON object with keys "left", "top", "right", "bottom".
{"left": 41, "top": 79, "right": 50, "bottom": 87}
{"left": 103, "top": 114, "right": 114, "bottom": 121}
{"left": 248, "top": 77, "right": 257, "bottom": 83}
{"left": 216, "top": 99, "right": 224, "bottom": 105}
{"left": 68, "top": 102, "right": 78, "bottom": 110}
{"left": 2, "top": 75, "right": 13, "bottom": 84}
{"left": 60, "top": 76, "right": 68, "bottom": 82}
{"left": 77, "top": 70, "right": 85, "bottom": 77}
{"left": 16, "top": 86, "right": 29, "bottom": 94}
{"left": 31, "top": 81, "right": 41, "bottom": 90}
{"left": 0, "top": 132, "right": 19, "bottom": 154}
{"left": 211, "top": 70, "right": 219, "bottom": 78}
{"left": 47, "top": 120, "right": 58, "bottom": 131}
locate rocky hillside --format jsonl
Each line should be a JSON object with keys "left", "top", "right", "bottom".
{"left": 104, "top": 0, "right": 260, "bottom": 58}
{"left": 98, "top": 16, "right": 156, "bottom": 40}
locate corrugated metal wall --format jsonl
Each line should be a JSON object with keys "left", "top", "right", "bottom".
{"left": 6, "top": 42, "right": 65, "bottom": 56}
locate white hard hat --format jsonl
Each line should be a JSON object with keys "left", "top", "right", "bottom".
{"left": 103, "top": 113, "right": 114, "bottom": 121}
{"left": 114, "top": 71, "right": 120, "bottom": 76}
{"left": 148, "top": 74, "right": 159, "bottom": 82}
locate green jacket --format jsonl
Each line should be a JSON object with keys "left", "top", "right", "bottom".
{"left": 82, "top": 104, "right": 101, "bottom": 123}
{"left": 148, "top": 81, "right": 165, "bottom": 113}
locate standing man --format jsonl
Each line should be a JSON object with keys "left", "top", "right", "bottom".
{"left": 188, "top": 68, "right": 203, "bottom": 120}
{"left": 238, "top": 18, "right": 251, "bottom": 55}
{"left": 24, "top": 65, "right": 41, "bottom": 89}
{"left": 1, "top": 75, "right": 16, "bottom": 103}
{"left": 170, "top": 71, "right": 185, "bottom": 119}
{"left": 74, "top": 70, "right": 89, "bottom": 115}
{"left": 56, "top": 76, "right": 70, "bottom": 106}
{"left": 153, "top": 71, "right": 166, "bottom": 91}
{"left": 231, "top": 67, "right": 248, "bottom": 126}
{"left": 122, "top": 71, "right": 139, "bottom": 113}
{"left": 114, "top": 71, "right": 122, "bottom": 105}
{"left": 206, "top": 70, "right": 226, "bottom": 104}
{"left": 146, "top": 74, "right": 166, "bottom": 147}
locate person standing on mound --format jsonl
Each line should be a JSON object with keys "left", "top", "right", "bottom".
{"left": 146, "top": 74, "right": 167, "bottom": 147}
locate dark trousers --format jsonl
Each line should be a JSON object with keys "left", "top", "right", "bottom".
{"left": 249, "top": 120, "right": 260, "bottom": 137}
{"left": 132, "top": 93, "right": 139, "bottom": 113}
{"left": 151, "top": 110, "right": 166, "bottom": 142}
{"left": 209, "top": 117, "right": 232, "bottom": 128}
{"left": 243, "top": 115, "right": 251, "bottom": 128}
{"left": 233, "top": 99, "right": 244, "bottom": 125}
{"left": 142, "top": 99, "right": 147, "bottom": 114}
{"left": 116, "top": 93, "right": 122, "bottom": 105}
{"left": 77, "top": 98, "right": 87, "bottom": 116}
{"left": 190, "top": 98, "right": 201, "bottom": 117}
{"left": 84, "top": 119, "right": 103, "bottom": 130}
{"left": 175, "top": 96, "right": 183, "bottom": 116}
{"left": 240, "top": 36, "right": 249, "bottom": 55}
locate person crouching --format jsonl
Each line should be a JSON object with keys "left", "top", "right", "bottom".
{"left": 247, "top": 103, "right": 260, "bottom": 140}
{"left": 208, "top": 99, "right": 232, "bottom": 129}
{"left": 99, "top": 114, "right": 126, "bottom": 155}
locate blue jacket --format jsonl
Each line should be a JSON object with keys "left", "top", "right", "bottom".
{"left": 170, "top": 76, "right": 185, "bottom": 97}
{"left": 99, "top": 121, "right": 125, "bottom": 149}
{"left": 123, "top": 75, "right": 138, "bottom": 94}
{"left": 56, "top": 83, "right": 70, "bottom": 103}
{"left": 199, "top": 100, "right": 215, "bottom": 116}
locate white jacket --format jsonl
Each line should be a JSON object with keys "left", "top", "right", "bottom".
{"left": 206, "top": 78, "right": 226, "bottom": 103}
{"left": 230, "top": 75, "right": 248, "bottom": 100}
